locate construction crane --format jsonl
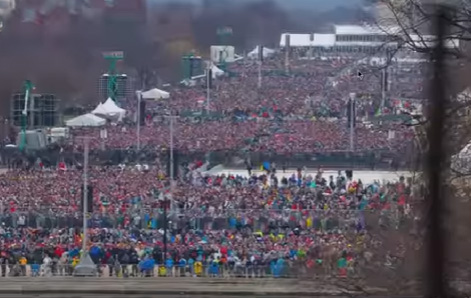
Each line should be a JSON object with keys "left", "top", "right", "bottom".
{"left": 19, "top": 80, "right": 34, "bottom": 152}
{"left": 102, "top": 51, "right": 124, "bottom": 102}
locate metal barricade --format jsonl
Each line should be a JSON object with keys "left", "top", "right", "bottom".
{"left": 0, "top": 208, "right": 412, "bottom": 232}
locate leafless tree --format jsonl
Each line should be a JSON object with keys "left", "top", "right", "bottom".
{"left": 372, "top": 1, "right": 471, "bottom": 287}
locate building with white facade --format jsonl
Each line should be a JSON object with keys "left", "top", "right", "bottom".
{"left": 280, "top": 24, "right": 459, "bottom": 56}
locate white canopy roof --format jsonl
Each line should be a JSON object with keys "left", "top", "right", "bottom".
{"left": 92, "top": 98, "right": 126, "bottom": 121}
{"left": 141, "top": 88, "right": 170, "bottom": 100}
{"left": 211, "top": 64, "right": 224, "bottom": 78}
{"left": 91, "top": 103, "right": 108, "bottom": 115}
{"left": 279, "top": 33, "right": 336, "bottom": 47}
{"left": 65, "top": 113, "right": 106, "bottom": 127}
{"left": 248, "top": 46, "right": 275, "bottom": 59}
{"left": 103, "top": 97, "right": 126, "bottom": 114}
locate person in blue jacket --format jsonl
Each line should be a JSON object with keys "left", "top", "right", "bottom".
{"left": 139, "top": 255, "right": 155, "bottom": 277}
{"left": 209, "top": 258, "right": 219, "bottom": 277}
{"left": 178, "top": 257, "right": 187, "bottom": 277}
{"left": 165, "top": 257, "right": 174, "bottom": 276}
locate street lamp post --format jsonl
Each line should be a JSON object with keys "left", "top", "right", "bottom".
{"left": 206, "top": 65, "right": 211, "bottom": 113}
{"left": 349, "top": 93, "right": 356, "bottom": 152}
{"left": 136, "top": 91, "right": 142, "bottom": 151}
{"left": 74, "top": 136, "right": 97, "bottom": 277}
{"left": 162, "top": 113, "right": 178, "bottom": 261}
{"left": 168, "top": 114, "right": 177, "bottom": 212}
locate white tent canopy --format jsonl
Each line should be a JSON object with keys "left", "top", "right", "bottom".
{"left": 248, "top": 46, "right": 276, "bottom": 59}
{"left": 91, "top": 103, "right": 108, "bottom": 115}
{"left": 92, "top": 98, "right": 126, "bottom": 121}
{"left": 65, "top": 113, "right": 106, "bottom": 127}
{"left": 141, "top": 88, "right": 170, "bottom": 100}
{"left": 211, "top": 64, "right": 224, "bottom": 78}
{"left": 103, "top": 97, "right": 126, "bottom": 114}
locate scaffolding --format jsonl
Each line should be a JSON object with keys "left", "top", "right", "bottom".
{"left": 97, "top": 74, "right": 134, "bottom": 102}
{"left": 10, "top": 93, "right": 60, "bottom": 128}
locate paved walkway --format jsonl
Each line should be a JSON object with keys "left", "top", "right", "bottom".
{"left": 0, "top": 278, "right": 389, "bottom": 296}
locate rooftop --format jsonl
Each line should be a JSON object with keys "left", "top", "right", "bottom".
{"left": 334, "top": 24, "right": 401, "bottom": 36}
{"left": 279, "top": 33, "right": 335, "bottom": 47}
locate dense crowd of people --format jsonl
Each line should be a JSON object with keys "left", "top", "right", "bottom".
{"left": 0, "top": 163, "right": 414, "bottom": 277}
{"left": 0, "top": 51, "right": 423, "bottom": 278}
{"left": 60, "top": 53, "right": 420, "bottom": 154}
{"left": 67, "top": 118, "right": 413, "bottom": 153}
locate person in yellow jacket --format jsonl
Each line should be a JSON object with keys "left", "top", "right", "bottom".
{"left": 19, "top": 256, "right": 27, "bottom": 276}
{"left": 72, "top": 256, "right": 80, "bottom": 268}
{"left": 158, "top": 265, "right": 167, "bottom": 277}
{"left": 194, "top": 261, "right": 203, "bottom": 276}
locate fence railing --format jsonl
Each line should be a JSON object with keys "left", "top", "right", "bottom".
{"left": 0, "top": 208, "right": 409, "bottom": 231}
{"left": 3, "top": 262, "right": 351, "bottom": 279}
{"left": 0, "top": 147, "right": 412, "bottom": 170}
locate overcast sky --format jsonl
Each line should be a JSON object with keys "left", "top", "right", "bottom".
{"left": 147, "top": 0, "right": 364, "bottom": 11}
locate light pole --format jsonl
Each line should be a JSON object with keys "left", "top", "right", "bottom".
{"left": 258, "top": 59, "right": 262, "bottom": 89}
{"left": 136, "top": 91, "right": 142, "bottom": 151}
{"left": 349, "top": 93, "right": 356, "bottom": 152}
{"left": 169, "top": 114, "right": 175, "bottom": 210}
{"left": 206, "top": 65, "right": 211, "bottom": 113}
{"left": 74, "top": 136, "right": 97, "bottom": 277}
{"left": 19, "top": 80, "right": 34, "bottom": 152}
{"left": 162, "top": 114, "right": 177, "bottom": 262}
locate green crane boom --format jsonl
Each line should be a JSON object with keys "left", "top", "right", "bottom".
{"left": 102, "top": 51, "right": 124, "bottom": 103}
{"left": 19, "top": 80, "right": 34, "bottom": 151}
